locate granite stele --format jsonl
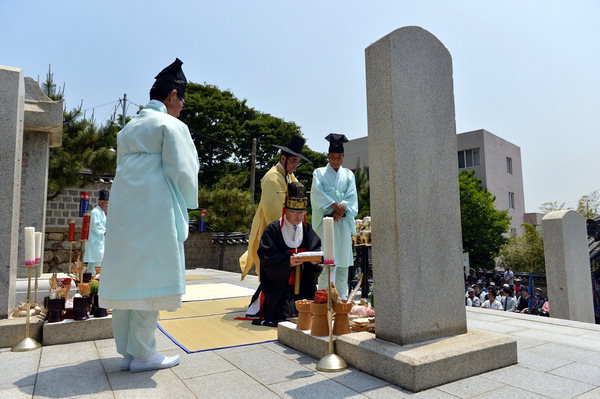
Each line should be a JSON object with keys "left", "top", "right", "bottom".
{"left": 278, "top": 26, "right": 517, "bottom": 392}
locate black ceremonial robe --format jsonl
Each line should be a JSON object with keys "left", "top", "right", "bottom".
{"left": 250, "top": 220, "right": 322, "bottom": 322}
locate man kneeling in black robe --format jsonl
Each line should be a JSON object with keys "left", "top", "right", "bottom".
{"left": 248, "top": 182, "right": 322, "bottom": 327}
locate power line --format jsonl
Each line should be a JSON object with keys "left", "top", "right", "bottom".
{"left": 82, "top": 100, "right": 119, "bottom": 112}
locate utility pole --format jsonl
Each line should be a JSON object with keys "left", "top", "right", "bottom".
{"left": 250, "top": 138, "right": 257, "bottom": 202}
{"left": 121, "top": 93, "right": 127, "bottom": 127}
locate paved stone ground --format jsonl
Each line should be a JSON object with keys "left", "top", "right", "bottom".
{"left": 4, "top": 268, "right": 600, "bottom": 398}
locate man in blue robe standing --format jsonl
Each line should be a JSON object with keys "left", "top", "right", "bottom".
{"left": 310, "top": 134, "right": 358, "bottom": 298}
{"left": 84, "top": 189, "right": 109, "bottom": 275}
{"left": 99, "top": 59, "right": 199, "bottom": 372}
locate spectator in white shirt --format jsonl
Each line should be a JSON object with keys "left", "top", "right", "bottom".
{"left": 481, "top": 289, "right": 503, "bottom": 310}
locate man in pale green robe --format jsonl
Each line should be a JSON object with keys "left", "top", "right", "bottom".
{"left": 310, "top": 134, "right": 358, "bottom": 297}
{"left": 84, "top": 189, "right": 108, "bottom": 275}
{"left": 99, "top": 59, "right": 198, "bottom": 373}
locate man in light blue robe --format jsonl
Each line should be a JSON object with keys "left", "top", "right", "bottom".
{"left": 99, "top": 59, "right": 199, "bottom": 373}
{"left": 310, "top": 133, "right": 358, "bottom": 297}
{"left": 84, "top": 190, "right": 108, "bottom": 275}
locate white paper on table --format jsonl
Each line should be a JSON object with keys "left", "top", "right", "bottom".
{"left": 296, "top": 251, "right": 324, "bottom": 258}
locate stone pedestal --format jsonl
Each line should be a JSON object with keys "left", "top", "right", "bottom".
{"left": 0, "top": 66, "right": 25, "bottom": 319}
{"left": 542, "top": 210, "right": 594, "bottom": 323}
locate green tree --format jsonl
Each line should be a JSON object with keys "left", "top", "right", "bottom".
{"left": 577, "top": 190, "right": 600, "bottom": 219}
{"left": 459, "top": 170, "right": 511, "bottom": 268}
{"left": 199, "top": 173, "right": 255, "bottom": 270}
{"left": 179, "top": 82, "right": 324, "bottom": 190}
{"left": 498, "top": 223, "right": 545, "bottom": 274}
{"left": 354, "top": 163, "right": 370, "bottom": 219}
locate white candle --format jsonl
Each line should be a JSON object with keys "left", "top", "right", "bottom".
{"left": 323, "top": 216, "right": 335, "bottom": 264}
{"left": 24, "top": 227, "right": 36, "bottom": 265}
{"left": 35, "top": 231, "right": 43, "bottom": 262}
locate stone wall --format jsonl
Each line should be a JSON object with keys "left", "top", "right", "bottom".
{"left": 184, "top": 231, "right": 250, "bottom": 274}
{"left": 43, "top": 227, "right": 82, "bottom": 273}
{"left": 46, "top": 182, "right": 112, "bottom": 229}
{"left": 42, "top": 228, "right": 250, "bottom": 275}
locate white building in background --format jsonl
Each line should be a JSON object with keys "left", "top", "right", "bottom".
{"left": 343, "top": 129, "right": 540, "bottom": 235}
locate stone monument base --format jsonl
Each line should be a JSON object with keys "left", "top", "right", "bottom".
{"left": 278, "top": 321, "right": 517, "bottom": 392}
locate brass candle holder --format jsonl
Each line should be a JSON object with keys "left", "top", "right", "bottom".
{"left": 316, "top": 263, "right": 347, "bottom": 372}
{"left": 11, "top": 262, "right": 42, "bottom": 352}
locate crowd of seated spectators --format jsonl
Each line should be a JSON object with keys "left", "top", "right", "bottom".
{"left": 465, "top": 267, "right": 549, "bottom": 316}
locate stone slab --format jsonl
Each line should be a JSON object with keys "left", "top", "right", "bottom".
{"left": 42, "top": 315, "right": 113, "bottom": 346}
{"left": 279, "top": 322, "right": 517, "bottom": 392}
{"left": 0, "top": 315, "right": 43, "bottom": 348}
{"left": 335, "top": 330, "right": 516, "bottom": 392}
{"left": 277, "top": 320, "right": 331, "bottom": 359}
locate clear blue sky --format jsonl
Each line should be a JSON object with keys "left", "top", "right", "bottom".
{"left": 1, "top": 0, "right": 598, "bottom": 212}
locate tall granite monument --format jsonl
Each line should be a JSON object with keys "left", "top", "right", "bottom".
{"left": 0, "top": 65, "right": 62, "bottom": 318}
{"left": 337, "top": 26, "right": 517, "bottom": 391}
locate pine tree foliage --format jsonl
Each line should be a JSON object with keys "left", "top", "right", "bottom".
{"left": 43, "top": 68, "right": 118, "bottom": 198}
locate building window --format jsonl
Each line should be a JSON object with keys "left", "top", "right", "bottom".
{"left": 458, "top": 148, "right": 480, "bottom": 169}
{"left": 510, "top": 228, "right": 517, "bottom": 238}
{"left": 506, "top": 157, "right": 513, "bottom": 174}
{"left": 508, "top": 192, "right": 515, "bottom": 209}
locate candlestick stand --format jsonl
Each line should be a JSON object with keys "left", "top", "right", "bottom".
{"left": 316, "top": 263, "right": 347, "bottom": 372}
{"left": 11, "top": 263, "right": 41, "bottom": 352}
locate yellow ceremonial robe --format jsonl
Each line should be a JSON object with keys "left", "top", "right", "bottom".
{"left": 240, "top": 164, "right": 297, "bottom": 279}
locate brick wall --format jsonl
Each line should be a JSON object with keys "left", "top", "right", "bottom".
{"left": 46, "top": 182, "right": 112, "bottom": 229}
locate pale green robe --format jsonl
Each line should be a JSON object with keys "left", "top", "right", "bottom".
{"left": 99, "top": 100, "right": 199, "bottom": 311}
{"left": 310, "top": 164, "right": 358, "bottom": 268}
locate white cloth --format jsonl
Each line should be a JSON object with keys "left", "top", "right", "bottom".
{"left": 281, "top": 217, "right": 303, "bottom": 249}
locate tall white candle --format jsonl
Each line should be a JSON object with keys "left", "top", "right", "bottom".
{"left": 24, "top": 227, "right": 36, "bottom": 265}
{"left": 35, "top": 232, "right": 43, "bottom": 262}
{"left": 323, "top": 216, "right": 335, "bottom": 264}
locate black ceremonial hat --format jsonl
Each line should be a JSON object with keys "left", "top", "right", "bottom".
{"left": 325, "top": 133, "right": 348, "bottom": 154}
{"left": 98, "top": 190, "right": 109, "bottom": 201}
{"left": 273, "top": 136, "right": 309, "bottom": 162}
{"left": 285, "top": 182, "right": 308, "bottom": 211}
{"left": 151, "top": 58, "right": 187, "bottom": 100}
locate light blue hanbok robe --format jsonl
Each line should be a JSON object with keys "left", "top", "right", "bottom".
{"left": 84, "top": 205, "right": 106, "bottom": 264}
{"left": 99, "top": 100, "right": 199, "bottom": 309}
{"left": 310, "top": 164, "right": 358, "bottom": 268}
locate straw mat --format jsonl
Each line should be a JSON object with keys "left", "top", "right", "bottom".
{"left": 159, "top": 296, "right": 251, "bottom": 320}
{"left": 157, "top": 295, "right": 277, "bottom": 353}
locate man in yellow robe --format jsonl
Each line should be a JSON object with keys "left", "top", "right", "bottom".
{"left": 240, "top": 136, "right": 308, "bottom": 280}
